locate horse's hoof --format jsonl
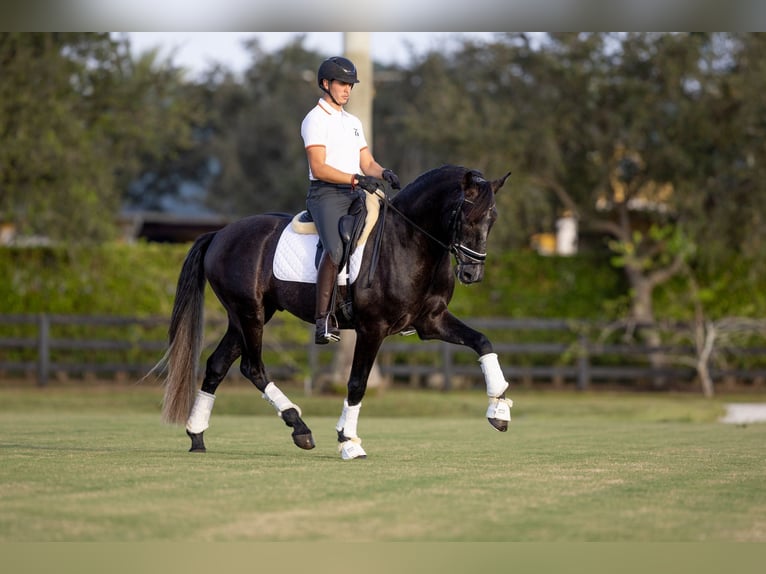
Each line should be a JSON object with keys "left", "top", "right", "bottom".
{"left": 292, "top": 433, "right": 316, "bottom": 450}
{"left": 187, "top": 430, "right": 207, "bottom": 452}
{"left": 488, "top": 418, "right": 508, "bottom": 432}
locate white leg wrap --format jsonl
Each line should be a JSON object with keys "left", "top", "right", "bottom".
{"left": 486, "top": 397, "right": 513, "bottom": 422}
{"left": 338, "top": 438, "right": 367, "bottom": 460}
{"left": 336, "top": 399, "right": 361, "bottom": 439}
{"left": 186, "top": 390, "right": 215, "bottom": 434}
{"left": 479, "top": 352, "right": 510, "bottom": 397}
{"left": 262, "top": 382, "right": 301, "bottom": 418}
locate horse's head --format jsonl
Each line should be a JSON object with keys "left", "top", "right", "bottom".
{"left": 450, "top": 169, "right": 511, "bottom": 284}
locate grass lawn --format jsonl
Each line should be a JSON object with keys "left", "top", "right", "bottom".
{"left": 0, "top": 384, "right": 764, "bottom": 543}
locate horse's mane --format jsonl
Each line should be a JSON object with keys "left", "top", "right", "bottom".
{"left": 394, "top": 165, "right": 494, "bottom": 223}
{"left": 395, "top": 165, "right": 467, "bottom": 202}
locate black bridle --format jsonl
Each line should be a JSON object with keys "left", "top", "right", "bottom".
{"left": 374, "top": 189, "right": 489, "bottom": 271}
{"left": 364, "top": 180, "right": 494, "bottom": 286}
{"left": 444, "top": 197, "right": 490, "bottom": 266}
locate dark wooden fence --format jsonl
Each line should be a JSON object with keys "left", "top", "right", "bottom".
{"left": 0, "top": 314, "right": 168, "bottom": 385}
{"left": 1, "top": 314, "right": 765, "bottom": 391}
{"left": 369, "top": 317, "right": 766, "bottom": 392}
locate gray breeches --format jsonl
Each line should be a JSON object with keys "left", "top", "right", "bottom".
{"left": 306, "top": 182, "right": 358, "bottom": 265}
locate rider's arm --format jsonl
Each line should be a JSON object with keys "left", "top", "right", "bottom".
{"left": 359, "top": 147, "right": 385, "bottom": 179}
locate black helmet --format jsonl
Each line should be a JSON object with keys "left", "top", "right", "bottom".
{"left": 317, "top": 57, "right": 360, "bottom": 90}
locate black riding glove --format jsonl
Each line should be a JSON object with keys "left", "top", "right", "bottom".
{"left": 382, "top": 169, "right": 401, "bottom": 190}
{"left": 355, "top": 175, "right": 380, "bottom": 193}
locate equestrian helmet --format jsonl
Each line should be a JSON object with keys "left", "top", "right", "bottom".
{"left": 317, "top": 56, "right": 359, "bottom": 89}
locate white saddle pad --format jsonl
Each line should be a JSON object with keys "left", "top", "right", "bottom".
{"left": 273, "top": 225, "right": 366, "bottom": 286}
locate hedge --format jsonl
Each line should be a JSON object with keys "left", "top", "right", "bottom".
{"left": 1, "top": 241, "right": 763, "bottom": 320}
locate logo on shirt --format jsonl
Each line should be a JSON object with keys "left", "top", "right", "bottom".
{"left": 354, "top": 128, "right": 360, "bottom": 137}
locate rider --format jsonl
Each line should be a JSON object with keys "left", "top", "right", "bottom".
{"left": 301, "top": 56, "right": 401, "bottom": 344}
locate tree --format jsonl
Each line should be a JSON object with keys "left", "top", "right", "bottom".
{"left": 677, "top": 33, "right": 766, "bottom": 275}
{"left": 0, "top": 33, "right": 202, "bottom": 241}
{"left": 200, "top": 37, "right": 321, "bottom": 217}
{"left": 376, "top": 33, "right": 555, "bottom": 249}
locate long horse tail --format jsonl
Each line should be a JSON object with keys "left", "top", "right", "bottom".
{"left": 150, "top": 231, "right": 216, "bottom": 425}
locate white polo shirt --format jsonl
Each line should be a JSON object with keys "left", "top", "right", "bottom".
{"left": 301, "top": 99, "right": 368, "bottom": 181}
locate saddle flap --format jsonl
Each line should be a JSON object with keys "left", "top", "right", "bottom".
{"left": 339, "top": 214, "right": 356, "bottom": 244}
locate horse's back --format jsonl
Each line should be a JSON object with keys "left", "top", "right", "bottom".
{"left": 212, "top": 212, "right": 288, "bottom": 249}
{"left": 204, "top": 213, "right": 290, "bottom": 294}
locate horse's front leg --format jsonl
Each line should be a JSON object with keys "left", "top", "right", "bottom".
{"left": 417, "top": 310, "right": 513, "bottom": 431}
{"left": 334, "top": 331, "right": 384, "bottom": 460}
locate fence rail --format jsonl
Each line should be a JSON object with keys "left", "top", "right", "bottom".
{"left": 1, "top": 314, "right": 765, "bottom": 391}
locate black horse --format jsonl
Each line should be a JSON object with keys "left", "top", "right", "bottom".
{"left": 153, "top": 165, "right": 513, "bottom": 460}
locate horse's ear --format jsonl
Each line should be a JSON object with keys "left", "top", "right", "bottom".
{"left": 462, "top": 170, "right": 484, "bottom": 199}
{"left": 491, "top": 171, "right": 512, "bottom": 194}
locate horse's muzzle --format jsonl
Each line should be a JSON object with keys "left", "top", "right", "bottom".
{"left": 456, "top": 263, "right": 484, "bottom": 285}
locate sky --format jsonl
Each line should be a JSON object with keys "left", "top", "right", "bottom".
{"left": 126, "top": 32, "right": 497, "bottom": 77}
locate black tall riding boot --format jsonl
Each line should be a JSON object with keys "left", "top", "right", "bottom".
{"left": 315, "top": 253, "right": 340, "bottom": 344}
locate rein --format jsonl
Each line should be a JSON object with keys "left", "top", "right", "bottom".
{"left": 384, "top": 195, "right": 487, "bottom": 263}
{"left": 366, "top": 187, "right": 487, "bottom": 287}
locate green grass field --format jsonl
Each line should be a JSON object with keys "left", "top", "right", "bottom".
{"left": 1, "top": 384, "right": 764, "bottom": 542}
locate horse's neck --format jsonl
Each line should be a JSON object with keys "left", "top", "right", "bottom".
{"left": 394, "top": 190, "right": 454, "bottom": 238}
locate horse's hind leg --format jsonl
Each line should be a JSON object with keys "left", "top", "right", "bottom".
{"left": 258, "top": 377, "right": 315, "bottom": 450}
{"left": 239, "top": 314, "right": 315, "bottom": 450}
{"left": 185, "top": 325, "right": 242, "bottom": 452}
